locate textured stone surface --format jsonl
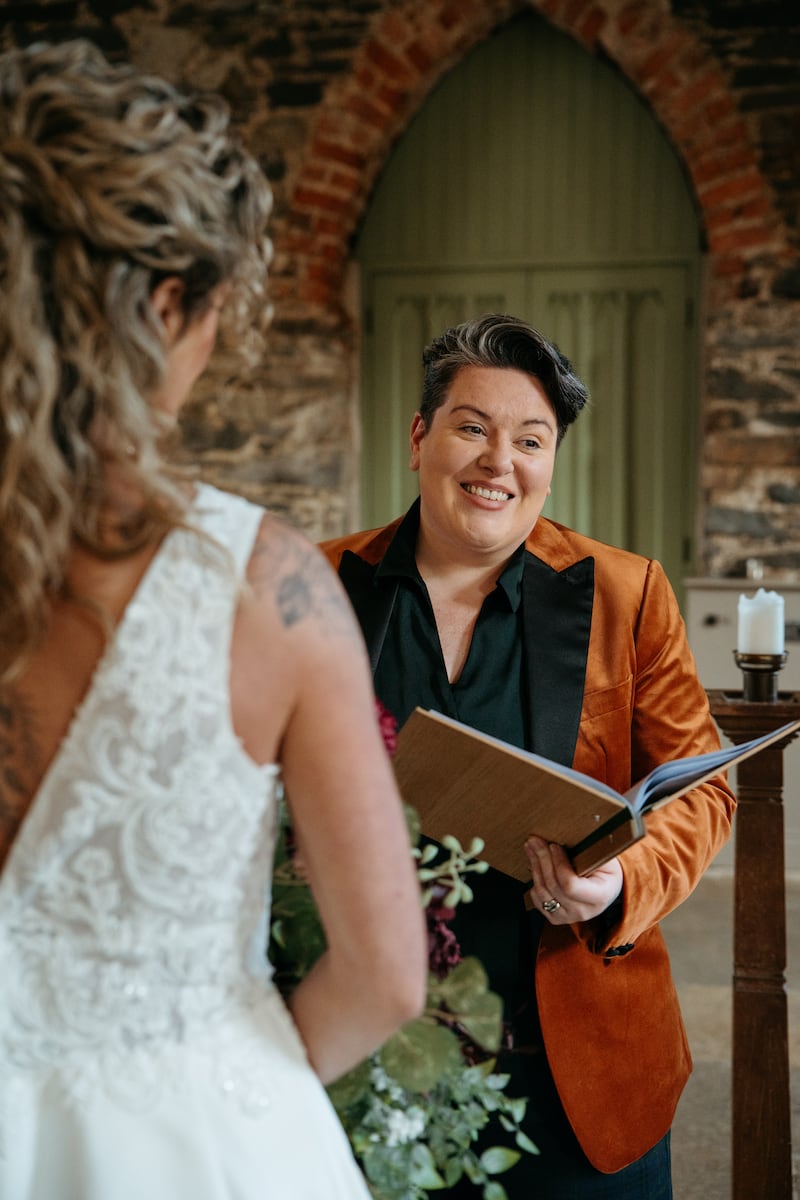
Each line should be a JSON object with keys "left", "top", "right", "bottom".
{"left": 2, "top": 1, "right": 797, "bottom": 572}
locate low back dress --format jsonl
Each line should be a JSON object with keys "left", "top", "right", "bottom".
{"left": 0, "top": 483, "right": 371, "bottom": 1200}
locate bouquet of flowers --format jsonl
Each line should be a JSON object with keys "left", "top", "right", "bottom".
{"left": 269, "top": 703, "right": 537, "bottom": 1200}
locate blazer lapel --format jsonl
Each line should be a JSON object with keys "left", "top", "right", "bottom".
{"left": 521, "top": 552, "right": 594, "bottom": 766}
{"left": 337, "top": 550, "right": 398, "bottom": 673}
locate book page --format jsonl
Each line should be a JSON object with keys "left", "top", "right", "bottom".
{"left": 625, "top": 720, "right": 800, "bottom": 813}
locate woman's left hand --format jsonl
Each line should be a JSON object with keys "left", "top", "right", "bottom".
{"left": 524, "top": 835, "right": 623, "bottom": 924}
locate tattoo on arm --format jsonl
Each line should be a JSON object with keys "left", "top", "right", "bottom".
{"left": 248, "top": 517, "right": 359, "bottom": 638}
{"left": 276, "top": 572, "right": 312, "bottom": 627}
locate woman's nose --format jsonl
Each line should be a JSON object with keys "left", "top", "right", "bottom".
{"left": 477, "top": 439, "right": 513, "bottom": 475}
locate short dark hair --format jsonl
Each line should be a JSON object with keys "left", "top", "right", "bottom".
{"left": 420, "top": 313, "right": 589, "bottom": 444}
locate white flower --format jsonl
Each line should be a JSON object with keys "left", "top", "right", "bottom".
{"left": 383, "top": 1105, "right": 427, "bottom": 1147}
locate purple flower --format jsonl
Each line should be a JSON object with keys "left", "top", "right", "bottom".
{"left": 427, "top": 908, "right": 462, "bottom": 979}
{"left": 376, "top": 699, "right": 398, "bottom": 757}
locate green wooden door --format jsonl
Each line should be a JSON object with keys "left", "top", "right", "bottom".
{"left": 357, "top": 12, "right": 702, "bottom": 599}
{"left": 529, "top": 266, "right": 695, "bottom": 592}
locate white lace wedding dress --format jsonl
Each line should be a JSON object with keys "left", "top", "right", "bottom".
{"left": 0, "top": 483, "right": 372, "bottom": 1199}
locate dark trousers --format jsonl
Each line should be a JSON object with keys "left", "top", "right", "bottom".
{"left": 447, "top": 869, "right": 673, "bottom": 1198}
{"left": 446, "top": 1048, "right": 673, "bottom": 1200}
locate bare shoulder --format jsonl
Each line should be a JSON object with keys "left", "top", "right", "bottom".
{"left": 0, "top": 684, "right": 42, "bottom": 869}
{"left": 246, "top": 513, "right": 359, "bottom": 640}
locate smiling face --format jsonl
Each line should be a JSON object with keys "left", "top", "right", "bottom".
{"left": 410, "top": 365, "right": 558, "bottom": 569}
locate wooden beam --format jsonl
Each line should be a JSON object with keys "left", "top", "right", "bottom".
{"left": 705, "top": 689, "right": 799, "bottom": 1200}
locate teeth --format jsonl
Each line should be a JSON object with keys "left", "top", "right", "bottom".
{"left": 463, "top": 484, "right": 511, "bottom": 502}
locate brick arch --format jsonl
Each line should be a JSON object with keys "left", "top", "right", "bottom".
{"left": 285, "top": 0, "right": 787, "bottom": 315}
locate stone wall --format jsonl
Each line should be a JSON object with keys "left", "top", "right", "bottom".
{"left": 2, "top": 0, "right": 798, "bottom": 575}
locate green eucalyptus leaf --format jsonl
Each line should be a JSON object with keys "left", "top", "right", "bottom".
{"left": 362, "top": 1144, "right": 412, "bottom": 1196}
{"left": 444, "top": 1155, "right": 467, "bottom": 1186}
{"left": 456, "top": 992, "right": 503, "bottom": 1052}
{"left": 479, "top": 1146, "right": 521, "bottom": 1175}
{"left": 408, "top": 1142, "right": 446, "bottom": 1188}
{"left": 515, "top": 1130, "right": 539, "bottom": 1155}
{"left": 483, "top": 1182, "right": 509, "bottom": 1200}
{"left": 438, "top": 957, "right": 489, "bottom": 1007}
{"left": 380, "top": 1019, "right": 463, "bottom": 1092}
{"left": 326, "top": 1058, "right": 372, "bottom": 1113}
{"left": 485, "top": 1072, "right": 510, "bottom": 1089}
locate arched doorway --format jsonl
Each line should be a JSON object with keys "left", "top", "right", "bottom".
{"left": 356, "top": 11, "right": 702, "bottom": 599}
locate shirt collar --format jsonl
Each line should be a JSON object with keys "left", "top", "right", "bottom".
{"left": 377, "top": 498, "right": 526, "bottom": 612}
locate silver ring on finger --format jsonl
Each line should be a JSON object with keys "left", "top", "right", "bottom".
{"left": 542, "top": 897, "right": 561, "bottom": 914}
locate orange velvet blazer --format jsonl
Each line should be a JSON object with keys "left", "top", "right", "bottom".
{"left": 321, "top": 513, "right": 735, "bottom": 1173}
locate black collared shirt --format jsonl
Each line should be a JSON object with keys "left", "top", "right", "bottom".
{"left": 372, "top": 501, "right": 541, "bottom": 1044}
{"left": 373, "top": 500, "right": 528, "bottom": 750}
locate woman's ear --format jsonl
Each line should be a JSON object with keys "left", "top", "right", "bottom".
{"left": 409, "top": 412, "right": 425, "bottom": 472}
{"left": 149, "top": 276, "right": 187, "bottom": 342}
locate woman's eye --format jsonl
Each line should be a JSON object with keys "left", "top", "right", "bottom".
{"left": 460, "top": 424, "right": 484, "bottom": 436}
{"left": 519, "top": 438, "right": 541, "bottom": 451}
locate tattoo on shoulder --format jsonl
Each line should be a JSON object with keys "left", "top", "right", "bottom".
{"left": 248, "top": 517, "right": 358, "bottom": 638}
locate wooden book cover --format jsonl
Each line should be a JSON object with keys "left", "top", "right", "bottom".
{"left": 392, "top": 708, "right": 642, "bottom": 878}
{"left": 392, "top": 708, "right": 800, "bottom": 879}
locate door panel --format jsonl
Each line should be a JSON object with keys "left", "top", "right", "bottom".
{"left": 529, "top": 266, "right": 693, "bottom": 590}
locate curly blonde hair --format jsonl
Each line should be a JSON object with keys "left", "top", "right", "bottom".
{"left": 0, "top": 39, "right": 273, "bottom": 681}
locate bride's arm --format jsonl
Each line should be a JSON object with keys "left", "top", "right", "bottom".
{"left": 231, "top": 515, "right": 427, "bottom": 1083}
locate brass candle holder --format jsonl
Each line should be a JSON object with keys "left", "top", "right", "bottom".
{"left": 733, "top": 650, "right": 788, "bottom": 703}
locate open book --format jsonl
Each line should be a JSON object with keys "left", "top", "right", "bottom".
{"left": 392, "top": 707, "right": 800, "bottom": 878}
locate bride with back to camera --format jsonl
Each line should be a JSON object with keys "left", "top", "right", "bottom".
{"left": 0, "top": 38, "right": 426, "bottom": 1199}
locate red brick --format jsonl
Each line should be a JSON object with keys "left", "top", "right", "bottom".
{"left": 710, "top": 252, "right": 745, "bottom": 278}
{"left": 640, "top": 67, "right": 682, "bottom": 100}
{"left": 377, "top": 83, "right": 411, "bottom": 118}
{"left": 563, "top": 0, "right": 594, "bottom": 27}
{"left": 671, "top": 69, "right": 727, "bottom": 117}
{"left": 616, "top": 0, "right": 668, "bottom": 42}
{"left": 343, "top": 92, "right": 388, "bottom": 132}
{"left": 363, "top": 37, "right": 414, "bottom": 86}
{"left": 637, "top": 30, "right": 691, "bottom": 82}
{"left": 306, "top": 257, "right": 343, "bottom": 287}
{"left": 736, "top": 195, "right": 774, "bottom": 224}
{"left": 535, "top": 0, "right": 567, "bottom": 18}
{"left": 704, "top": 94, "right": 737, "bottom": 125}
{"left": 310, "top": 138, "right": 365, "bottom": 172}
{"left": 326, "top": 167, "right": 358, "bottom": 194}
{"left": 312, "top": 215, "right": 344, "bottom": 238}
{"left": 700, "top": 170, "right": 765, "bottom": 209}
{"left": 406, "top": 39, "right": 434, "bottom": 74}
{"left": 692, "top": 146, "right": 758, "bottom": 186}
{"left": 617, "top": 0, "right": 647, "bottom": 36}
{"left": 380, "top": 10, "right": 414, "bottom": 50}
{"left": 577, "top": 6, "right": 607, "bottom": 45}
{"left": 708, "top": 222, "right": 774, "bottom": 255}
{"left": 293, "top": 186, "right": 352, "bottom": 217}
{"left": 353, "top": 64, "right": 376, "bottom": 92}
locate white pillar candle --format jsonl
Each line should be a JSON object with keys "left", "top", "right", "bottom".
{"left": 737, "top": 587, "right": 785, "bottom": 654}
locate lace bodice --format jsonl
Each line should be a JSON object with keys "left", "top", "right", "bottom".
{"left": 0, "top": 484, "right": 279, "bottom": 1104}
